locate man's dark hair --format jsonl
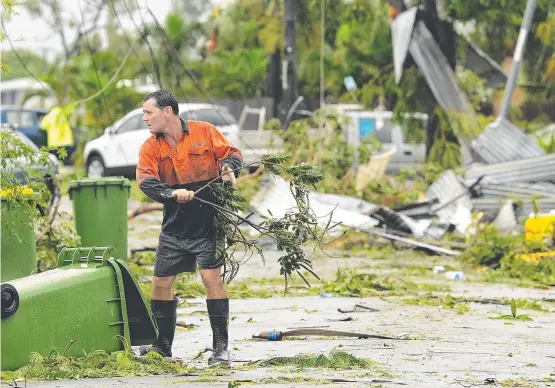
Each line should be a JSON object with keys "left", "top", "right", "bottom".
{"left": 143, "top": 89, "right": 179, "bottom": 115}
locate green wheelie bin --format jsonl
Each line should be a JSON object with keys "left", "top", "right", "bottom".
{"left": 1, "top": 246, "right": 157, "bottom": 371}
{"left": 68, "top": 177, "right": 131, "bottom": 259}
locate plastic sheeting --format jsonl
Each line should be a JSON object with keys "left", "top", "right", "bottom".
{"left": 248, "top": 176, "right": 380, "bottom": 231}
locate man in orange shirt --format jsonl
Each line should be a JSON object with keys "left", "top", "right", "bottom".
{"left": 137, "top": 90, "right": 242, "bottom": 365}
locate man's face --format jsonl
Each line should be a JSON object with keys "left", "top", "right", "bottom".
{"left": 142, "top": 98, "right": 172, "bottom": 134}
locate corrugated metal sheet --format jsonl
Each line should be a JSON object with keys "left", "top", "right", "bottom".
{"left": 465, "top": 153, "right": 555, "bottom": 184}
{"left": 472, "top": 198, "right": 555, "bottom": 220}
{"left": 471, "top": 118, "right": 545, "bottom": 164}
{"left": 425, "top": 170, "right": 472, "bottom": 224}
{"left": 407, "top": 21, "right": 475, "bottom": 164}
{"left": 478, "top": 183, "right": 555, "bottom": 199}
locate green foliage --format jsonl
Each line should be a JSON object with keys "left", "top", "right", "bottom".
{"left": 462, "top": 224, "right": 555, "bottom": 285}
{"left": 462, "top": 224, "right": 541, "bottom": 268}
{"left": 490, "top": 298, "right": 533, "bottom": 321}
{"left": 425, "top": 108, "right": 485, "bottom": 170}
{"left": 205, "top": 154, "right": 334, "bottom": 286}
{"left": 0, "top": 347, "right": 187, "bottom": 381}
{"left": 321, "top": 268, "right": 449, "bottom": 297}
{"left": 403, "top": 295, "right": 471, "bottom": 314}
{"left": 28, "top": 51, "right": 144, "bottom": 139}
{"left": 197, "top": 48, "right": 270, "bottom": 98}
{"left": 36, "top": 219, "right": 81, "bottom": 271}
{"left": 1, "top": 129, "right": 83, "bottom": 273}
{"left": 273, "top": 113, "right": 357, "bottom": 192}
{"left": 537, "top": 135, "right": 555, "bottom": 153}
{"left": 1, "top": 49, "right": 47, "bottom": 81}
{"left": 0, "top": 129, "right": 53, "bottom": 230}
{"left": 257, "top": 350, "right": 379, "bottom": 370}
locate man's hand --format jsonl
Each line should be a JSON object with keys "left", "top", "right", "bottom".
{"left": 171, "top": 189, "right": 195, "bottom": 203}
{"left": 221, "top": 164, "right": 236, "bottom": 186}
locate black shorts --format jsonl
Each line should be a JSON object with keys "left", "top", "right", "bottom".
{"left": 154, "top": 232, "right": 223, "bottom": 277}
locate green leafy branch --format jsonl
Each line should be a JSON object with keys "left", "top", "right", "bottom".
{"left": 186, "top": 154, "right": 340, "bottom": 287}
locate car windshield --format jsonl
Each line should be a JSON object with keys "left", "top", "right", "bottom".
{"left": 182, "top": 108, "right": 237, "bottom": 126}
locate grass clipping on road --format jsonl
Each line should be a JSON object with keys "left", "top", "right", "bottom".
{"left": 1, "top": 348, "right": 187, "bottom": 381}
{"left": 254, "top": 349, "right": 391, "bottom": 377}
{"left": 258, "top": 350, "right": 373, "bottom": 369}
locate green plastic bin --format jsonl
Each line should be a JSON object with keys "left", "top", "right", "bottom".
{"left": 68, "top": 177, "right": 131, "bottom": 258}
{"left": 1, "top": 246, "right": 157, "bottom": 371}
{"left": 0, "top": 192, "right": 39, "bottom": 282}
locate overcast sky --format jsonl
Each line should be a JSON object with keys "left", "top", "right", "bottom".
{"left": 3, "top": 0, "right": 233, "bottom": 56}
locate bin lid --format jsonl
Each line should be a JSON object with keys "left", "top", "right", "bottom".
{"left": 68, "top": 177, "right": 131, "bottom": 191}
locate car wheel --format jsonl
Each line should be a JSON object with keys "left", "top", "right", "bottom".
{"left": 87, "top": 155, "right": 106, "bottom": 178}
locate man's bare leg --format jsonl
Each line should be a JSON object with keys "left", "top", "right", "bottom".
{"left": 200, "top": 268, "right": 228, "bottom": 299}
{"left": 152, "top": 275, "right": 177, "bottom": 300}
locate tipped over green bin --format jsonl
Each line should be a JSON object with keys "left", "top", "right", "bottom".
{"left": 1, "top": 246, "right": 157, "bottom": 371}
{"left": 68, "top": 177, "right": 131, "bottom": 259}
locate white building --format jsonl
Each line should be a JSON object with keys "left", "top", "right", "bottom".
{"left": 0, "top": 77, "right": 56, "bottom": 109}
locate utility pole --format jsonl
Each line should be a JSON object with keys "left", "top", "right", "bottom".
{"left": 281, "top": 0, "right": 298, "bottom": 122}
{"left": 498, "top": 0, "right": 537, "bottom": 120}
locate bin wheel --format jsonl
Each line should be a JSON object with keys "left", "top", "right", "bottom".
{"left": 1, "top": 284, "right": 19, "bottom": 318}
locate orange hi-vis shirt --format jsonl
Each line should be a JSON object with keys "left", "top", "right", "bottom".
{"left": 137, "top": 118, "right": 242, "bottom": 238}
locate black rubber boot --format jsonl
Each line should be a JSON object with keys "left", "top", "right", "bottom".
{"left": 140, "top": 298, "right": 178, "bottom": 358}
{"left": 207, "top": 298, "right": 230, "bottom": 366}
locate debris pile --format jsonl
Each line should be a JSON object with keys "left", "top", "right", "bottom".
{"left": 248, "top": 122, "right": 555, "bottom": 256}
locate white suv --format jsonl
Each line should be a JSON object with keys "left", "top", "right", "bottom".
{"left": 84, "top": 103, "right": 239, "bottom": 178}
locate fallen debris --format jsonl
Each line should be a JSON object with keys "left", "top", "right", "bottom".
{"left": 176, "top": 320, "right": 198, "bottom": 329}
{"left": 327, "top": 316, "right": 354, "bottom": 322}
{"left": 363, "top": 228, "right": 461, "bottom": 256}
{"left": 249, "top": 175, "right": 379, "bottom": 232}
{"left": 252, "top": 328, "right": 398, "bottom": 341}
{"left": 338, "top": 304, "right": 380, "bottom": 313}
{"left": 128, "top": 203, "right": 163, "bottom": 219}
{"left": 331, "top": 378, "right": 408, "bottom": 385}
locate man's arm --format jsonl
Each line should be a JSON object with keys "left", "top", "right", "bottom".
{"left": 136, "top": 142, "right": 175, "bottom": 203}
{"left": 209, "top": 125, "right": 243, "bottom": 178}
